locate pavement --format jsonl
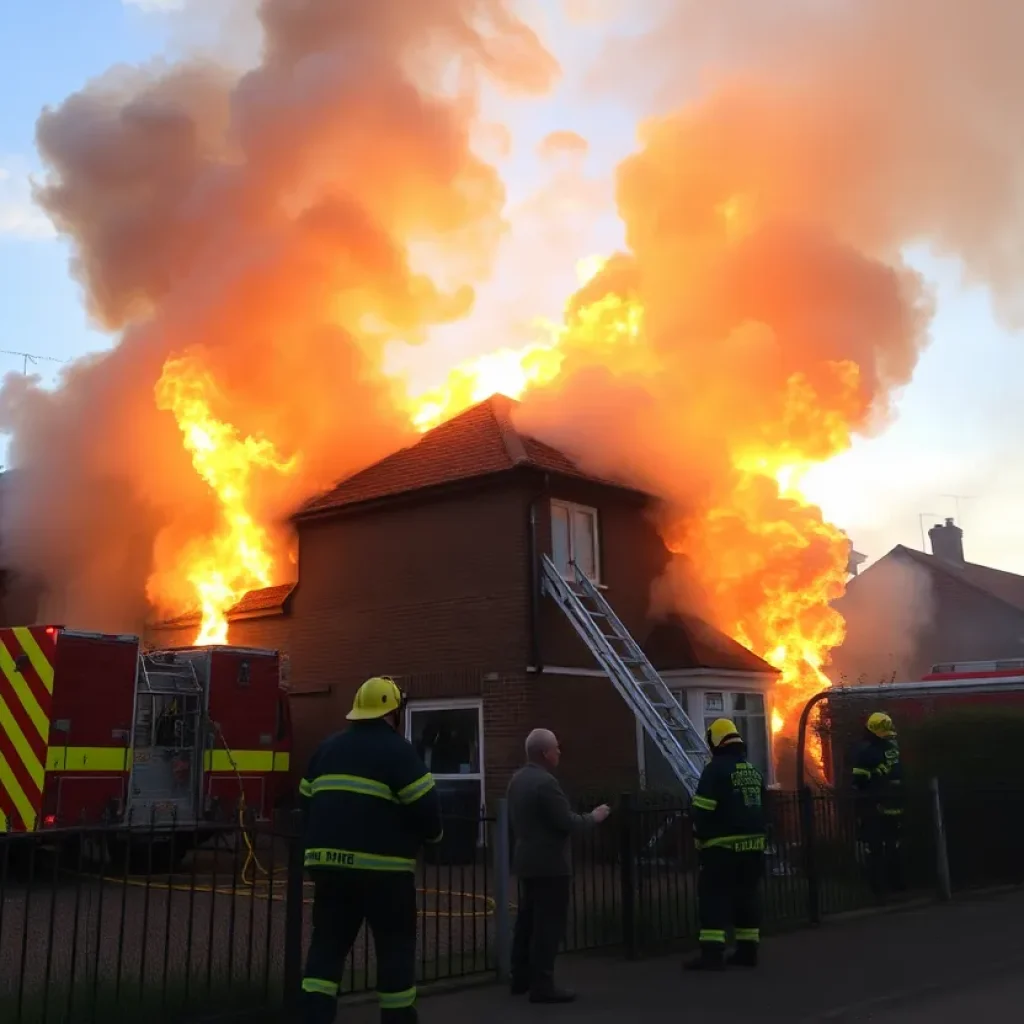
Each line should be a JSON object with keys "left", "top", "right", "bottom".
{"left": 340, "top": 889, "right": 1024, "bottom": 1022}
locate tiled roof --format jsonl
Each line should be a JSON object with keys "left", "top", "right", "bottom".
{"left": 151, "top": 583, "right": 294, "bottom": 629}
{"left": 886, "top": 545, "right": 1024, "bottom": 614}
{"left": 643, "top": 615, "right": 779, "bottom": 675}
{"left": 297, "top": 394, "right": 640, "bottom": 517}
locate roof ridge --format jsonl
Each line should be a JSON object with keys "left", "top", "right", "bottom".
{"left": 488, "top": 394, "right": 530, "bottom": 466}
{"left": 891, "top": 545, "right": 1024, "bottom": 615}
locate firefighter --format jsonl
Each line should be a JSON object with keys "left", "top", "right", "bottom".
{"left": 852, "top": 710, "right": 904, "bottom": 898}
{"left": 299, "top": 677, "right": 443, "bottom": 1024}
{"left": 686, "top": 718, "right": 767, "bottom": 971}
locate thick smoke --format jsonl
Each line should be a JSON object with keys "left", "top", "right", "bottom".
{"left": 0, "top": 0, "right": 556, "bottom": 629}
{"left": 515, "top": 0, "right": 1024, "bottom": 720}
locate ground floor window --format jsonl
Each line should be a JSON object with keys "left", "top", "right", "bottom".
{"left": 405, "top": 699, "right": 484, "bottom": 829}
{"left": 702, "top": 690, "right": 770, "bottom": 776}
{"left": 640, "top": 686, "right": 771, "bottom": 790}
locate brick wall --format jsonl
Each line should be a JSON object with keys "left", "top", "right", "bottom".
{"left": 289, "top": 477, "right": 532, "bottom": 700}
{"left": 533, "top": 672, "right": 640, "bottom": 797}
{"left": 482, "top": 672, "right": 534, "bottom": 802}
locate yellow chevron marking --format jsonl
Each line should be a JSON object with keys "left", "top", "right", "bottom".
{"left": 0, "top": 638, "right": 48, "bottom": 741}
{"left": 12, "top": 627, "right": 55, "bottom": 693}
{"left": 0, "top": 692, "right": 43, "bottom": 789}
{"left": 0, "top": 747, "right": 37, "bottom": 831}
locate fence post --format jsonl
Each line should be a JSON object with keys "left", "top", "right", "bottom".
{"left": 929, "top": 777, "right": 952, "bottom": 902}
{"left": 283, "top": 809, "right": 306, "bottom": 1009}
{"left": 799, "top": 786, "right": 821, "bottom": 925}
{"left": 492, "top": 798, "right": 512, "bottom": 981}
{"left": 618, "top": 792, "right": 637, "bottom": 958}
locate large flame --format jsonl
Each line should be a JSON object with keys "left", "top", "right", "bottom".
{"left": 403, "top": 252, "right": 850, "bottom": 757}
{"left": 154, "top": 354, "right": 297, "bottom": 645}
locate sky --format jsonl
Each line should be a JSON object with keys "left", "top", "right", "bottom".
{"left": 1, "top": 0, "right": 1022, "bottom": 573}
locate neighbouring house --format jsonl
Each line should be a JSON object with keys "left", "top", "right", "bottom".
{"left": 831, "top": 518, "right": 1024, "bottom": 685}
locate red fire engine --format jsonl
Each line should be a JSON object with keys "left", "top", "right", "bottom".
{"left": 0, "top": 625, "right": 291, "bottom": 834}
{"left": 812, "top": 660, "right": 1024, "bottom": 786}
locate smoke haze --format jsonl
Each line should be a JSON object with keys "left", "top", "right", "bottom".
{"left": 514, "top": 0, "right": 1024, "bottom": 720}
{"left": 0, "top": 0, "right": 556, "bottom": 628}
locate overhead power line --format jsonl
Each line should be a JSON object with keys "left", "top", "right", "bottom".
{"left": 0, "top": 349, "right": 67, "bottom": 375}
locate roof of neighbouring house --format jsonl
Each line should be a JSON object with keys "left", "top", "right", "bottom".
{"left": 878, "top": 545, "right": 1024, "bottom": 615}
{"left": 151, "top": 582, "right": 295, "bottom": 630}
{"left": 643, "top": 615, "right": 780, "bottom": 675}
{"left": 297, "top": 394, "right": 645, "bottom": 518}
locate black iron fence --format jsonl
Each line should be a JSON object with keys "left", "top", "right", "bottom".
{"left": 0, "top": 783, "right": 1010, "bottom": 1022}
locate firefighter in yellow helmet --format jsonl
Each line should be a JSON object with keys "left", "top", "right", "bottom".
{"left": 298, "top": 677, "right": 442, "bottom": 1023}
{"left": 685, "top": 718, "right": 767, "bottom": 971}
{"left": 852, "top": 710, "right": 905, "bottom": 899}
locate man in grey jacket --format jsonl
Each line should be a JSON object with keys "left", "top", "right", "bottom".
{"left": 506, "top": 728, "right": 611, "bottom": 1003}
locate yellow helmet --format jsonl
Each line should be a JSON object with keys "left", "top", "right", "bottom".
{"left": 866, "top": 711, "right": 895, "bottom": 738}
{"left": 346, "top": 676, "right": 405, "bottom": 721}
{"left": 706, "top": 718, "right": 743, "bottom": 750}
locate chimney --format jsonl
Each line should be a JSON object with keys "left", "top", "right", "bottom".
{"left": 929, "top": 517, "right": 965, "bottom": 564}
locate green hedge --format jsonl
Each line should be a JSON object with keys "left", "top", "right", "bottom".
{"left": 821, "top": 701, "right": 1024, "bottom": 790}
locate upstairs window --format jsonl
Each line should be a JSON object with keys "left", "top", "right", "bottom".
{"left": 551, "top": 500, "right": 600, "bottom": 583}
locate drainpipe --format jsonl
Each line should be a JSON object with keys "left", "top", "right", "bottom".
{"left": 527, "top": 475, "right": 549, "bottom": 674}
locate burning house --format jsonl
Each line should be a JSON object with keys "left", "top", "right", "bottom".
{"left": 149, "top": 395, "right": 778, "bottom": 803}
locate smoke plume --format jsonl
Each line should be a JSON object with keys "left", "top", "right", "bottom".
{"left": 830, "top": 556, "right": 936, "bottom": 686}
{"left": 0, "top": 0, "right": 556, "bottom": 629}
{"left": 515, "top": 0, "right": 1024, "bottom": 722}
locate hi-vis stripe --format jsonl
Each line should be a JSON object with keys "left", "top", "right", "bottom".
{"left": 0, "top": 626, "right": 57, "bottom": 832}
{"left": 204, "top": 750, "right": 291, "bottom": 773}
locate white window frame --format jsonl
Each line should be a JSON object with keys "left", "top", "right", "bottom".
{"left": 550, "top": 499, "right": 601, "bottom": 584}
{"left": 405, "top": 697, "right": 485, "bottom": 845}
{"left": 404, "top": 696, "right": 485, "bottom": 795}
{"left": 635, "top": 682, "right": 776, "bottom": 787}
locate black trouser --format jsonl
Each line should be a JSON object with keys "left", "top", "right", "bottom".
{"left": 862, "top": 812, "right": 904, "bottom": 897}
{"left": 510, "top": 875, "right": 571, "bottom": 993}
{"left": 301, "top": 869, "right": 418, "bottom": 1023}
{"left": 697, "top": 848, "right": 763, "bottom": 956}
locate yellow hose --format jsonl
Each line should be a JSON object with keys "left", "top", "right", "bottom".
{"left": 97, "top": 727, "right": 502, "bottom": 917}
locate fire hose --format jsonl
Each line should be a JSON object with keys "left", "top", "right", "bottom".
{"left": 97, "top": 725, "right": 500, "bottom": 917}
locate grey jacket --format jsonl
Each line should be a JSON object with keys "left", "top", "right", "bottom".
{"left": 507, "top": 762, "right": 596, "bottom": 878}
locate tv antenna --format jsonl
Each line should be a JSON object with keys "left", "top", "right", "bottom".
{"left": 0, "top": 349, "right": 66, "bottom": 375}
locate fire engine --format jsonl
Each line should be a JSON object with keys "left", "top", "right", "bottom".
{"left": 0, "top": 625, "right": 291, "bottom": 835}
{"left": 813, "top": 659, "right": 1024, "bottom": 786}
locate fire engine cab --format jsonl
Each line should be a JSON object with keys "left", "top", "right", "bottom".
{"left": 0, "top": 625, "right": 291, "bottom": 834}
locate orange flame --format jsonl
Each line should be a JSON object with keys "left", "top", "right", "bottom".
{"left": 402, "top": 254, "right": 850, "bottom": 769}
{"left": 154, "top": 354, "right": 297, "bottom": 645}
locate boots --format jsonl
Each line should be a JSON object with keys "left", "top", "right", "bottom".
{"left": 727, "top": 941, "right": 758, "bottom": 967}
{"left": 684, "top": 944, "right": 725, "bottom": 971}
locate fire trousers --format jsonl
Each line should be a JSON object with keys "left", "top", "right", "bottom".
{"left": 696, "top": 848, "right": 763, "bottom": 956}
{"left": 861, "top": 812, "right": 905, "bottom": 897}
{"left": 301, "top": 869, "right": 418, "bottom": 1024}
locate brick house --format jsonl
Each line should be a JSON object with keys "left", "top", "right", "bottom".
{"left": 831, "top": 518, "right": 1024, "bottom": 684}
{"left": 153, "top": 396, "right": 777, "bottom": 805}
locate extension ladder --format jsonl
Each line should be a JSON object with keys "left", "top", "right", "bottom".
{"left": 540, "top": 555, "right": 710, "bottom": 795}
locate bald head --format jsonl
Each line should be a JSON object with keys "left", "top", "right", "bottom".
{"left": 525, "top": 728, "right": 560, "bottom": 767}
